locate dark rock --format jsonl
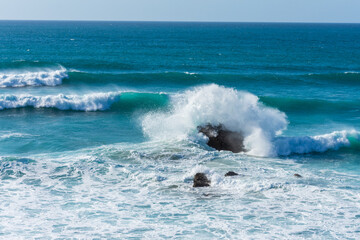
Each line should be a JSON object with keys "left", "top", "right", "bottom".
{"left": 198, "top": 124, "right": 245, "bottom": 153}
{"left": 193, "top": 173, "right": 211, "bottom": 187}
{"left": 294, "top": 173, "right": 302, "bottom": 178}
{"left": 225, "top": 171, "right": 239, "bottom": 177}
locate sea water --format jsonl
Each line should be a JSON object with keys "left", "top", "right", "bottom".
{"left": 0, "top": 21, "right": 359, "bottom": 239}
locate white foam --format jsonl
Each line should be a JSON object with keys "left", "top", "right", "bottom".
{"left": 0, "top": 140, "right": 359, "bottom": 239}
{"left": 142, "top": 84, "right": 288, "bottom": 157}
{"left": 0, "top": 66, "right": 68, "bottom": 87}
{"left": 0, "top": 92, "right": 122, "bottom": 111}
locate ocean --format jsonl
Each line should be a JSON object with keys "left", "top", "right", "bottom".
{"left": 0, "top": 21, "right": 359, "bottom": 239}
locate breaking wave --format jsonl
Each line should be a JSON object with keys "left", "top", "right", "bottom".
{"left": 142, "top": 84, "right": 288, "bottom": 156}
{"left": 275, "top": 130, "right": 360, "bottom": 156}
{"left": 141, "top": 84, "right": 359, "bottom": 157}
{"left": 0, "top": 66, "right": 68, "bottom": 87}
{"left": 0, "top": 91, "right": 168, "bottom": 112}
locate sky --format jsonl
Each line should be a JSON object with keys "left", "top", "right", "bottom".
{"left": 0, "top": 0, "right": 360, "bottom": 23}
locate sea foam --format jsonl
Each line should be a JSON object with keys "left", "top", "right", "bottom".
{"left": 0, "top": 66, "right": 68, "bottom": 87}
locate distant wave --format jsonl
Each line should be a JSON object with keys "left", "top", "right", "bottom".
{"left": 0, "top": 66, "right": 68, "bottom": 88}
{"left": 58, "top": 70, "right": 360, "bottom": 88}
{"left": 260, "top": 96, "right": 360, "bottom": 113}
{"left": 60, "top": 71, "right": 206, "bottom": 87}
{"left": 63, "top": 71, "right": 284, "bottom": 88}
{"left": 0, "top": 91, "right": 168, "bottom": 112}
{"left": 305, "top": 71, "right": 360, "bottom": 85}
{"left": 3, "top": 63, "right": 357, "bottom": 88}
{"left": 308, "top": 71, "right": 360, "bottom": 75}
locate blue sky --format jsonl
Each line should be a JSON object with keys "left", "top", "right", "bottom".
{"left": 1, "top": 0, "right": 360, "bottom": 23}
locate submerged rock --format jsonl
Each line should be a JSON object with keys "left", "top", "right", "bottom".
{"left": 294, "top": 173, "right": 303, "bottom": 178}
{"left": 225, "top": 171, "right": 239, "bottom": 177}
{"left": 193, "top": 173, "right": 211, "bottom": 187}
{"left": 198, "top": 124, "right": 245, "bottom": 153}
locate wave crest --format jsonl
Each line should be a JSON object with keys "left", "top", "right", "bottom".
{"left": 0, "top": 91, "right": 168, "bottom": 112}
{"left": 0, "top": 66, "right": 68, "bottom": 88}
{"left": 275, "top": 130, "right": 359, "bottom": 156}
{"left": 0, "top": 92, "right": 122, "bottom": 111}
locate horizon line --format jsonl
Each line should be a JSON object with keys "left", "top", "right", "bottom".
{"left": 0, "top": 19, "right": 360, "bottom": 24}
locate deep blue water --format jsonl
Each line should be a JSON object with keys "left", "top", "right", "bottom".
{"left": 0, "top": 21, "right": 359, "bottom": 239}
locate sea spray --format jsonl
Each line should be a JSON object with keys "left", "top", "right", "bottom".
{"left": 142, "top": 84, "right": 359, "bottom": 157}
{"left": 142, "top": 84, "right": 288, "bottom": 156}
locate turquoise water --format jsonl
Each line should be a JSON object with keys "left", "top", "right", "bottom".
{"left": 0, "top": 21, "right": 360, "bottom": 239}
